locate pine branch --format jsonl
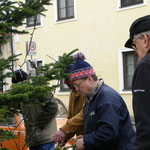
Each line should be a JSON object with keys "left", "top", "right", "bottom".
{"left": 0, "top": 0, "right": 52, "bottom": 46}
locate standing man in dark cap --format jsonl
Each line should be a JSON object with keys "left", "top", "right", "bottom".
{"left": 125, "top": 15, "right": 150, "bottom": 150}
{"left": 70, "top": 52, "right": 135, "bottom": 150}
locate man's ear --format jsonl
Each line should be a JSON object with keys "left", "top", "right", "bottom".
{"left": 142, "top": 34, "right": 149, "bottom": 48}
{"left": 87, "top": 76, "right": 93, "bottom": 82}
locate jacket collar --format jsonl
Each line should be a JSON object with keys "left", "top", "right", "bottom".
{"left": 87, "top": 79, "right": 103, "bottom": 102}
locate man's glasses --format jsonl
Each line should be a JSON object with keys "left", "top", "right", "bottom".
{"left": 131, "top": 44, "right": 136, "bottom": 50}
{"left": 73, "top": 79, "right": 87, "bottom": 89}
{"left": 131, "top": 38, "right": 138, "bottom": 50}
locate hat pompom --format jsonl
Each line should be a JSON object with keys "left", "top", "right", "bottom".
{"left": 73, "top": 52, "right": 86, "bottom": 60}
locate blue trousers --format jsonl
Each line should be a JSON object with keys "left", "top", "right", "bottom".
{"left": 29, "top": 141, "right": 55, "bottom": 150}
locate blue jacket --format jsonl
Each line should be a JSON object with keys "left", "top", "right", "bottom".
{"left": 83, "top": 83, "right": 135, "bottom": 150}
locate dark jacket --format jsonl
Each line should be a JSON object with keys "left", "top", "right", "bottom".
{"left": 132, "top": 50, "right": 150, "bottom": 150}
{"left": 21, "top": 93, "right": 58, "bottom": 147}
{"left": 83, "top": 83, "right": 135, "bottom": 150}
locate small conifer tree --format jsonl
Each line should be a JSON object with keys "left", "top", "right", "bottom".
{"left": 0, "top": 0, "right": 79, "bottom": 149}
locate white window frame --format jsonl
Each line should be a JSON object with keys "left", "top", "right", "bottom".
{"left": 25, "top": 58, "right": 44, "bottom": 74}
{"left": 117, "top": 0, "right": 147, "bottom": 11}
{"left": 118, "top": 48, "right": 133, "bottom": 94}
{"left": 54, "top": 0, "right": 77, "bottom": 24}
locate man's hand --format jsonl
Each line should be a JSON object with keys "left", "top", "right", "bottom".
{"left": 54, "top": 130, "right": 66, "bottom": 147}
{"left": 76, "top": 136, "right": 85, "bottom": 150}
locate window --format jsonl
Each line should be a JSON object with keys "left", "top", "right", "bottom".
{"left": 26, "top": 15, "right": 41, "bottom": 27}
{"left": 59, "top": 78, "right": 70, "bottom": 92}
{"left": 37, "top": 60, "right": 43, "bottom": 67}
{"left": 25, "top": 0, "right": 41, "bottom": 27}
{"left": 26, "top": 59, "right": 44, "bottom": 76}
{"left": 123, "top": 51, "right": 139, "bottom": 90}
{"left": 57, "top": 0, "right": 74, "bottom": 21}
{"left": 118, "top": 49, "right": 140, "bottom": 93}
{"left": 120, "top": 0, "right": 144, "bottom": 8}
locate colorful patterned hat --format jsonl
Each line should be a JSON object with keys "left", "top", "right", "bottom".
{"left": 70, "top": 52, "right": 96, "bottom": 81}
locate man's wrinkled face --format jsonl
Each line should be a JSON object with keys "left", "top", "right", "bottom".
{"left": 132, "top": 37, "right": 144, "bottom": 58}
{"left": 132, "top": 33, "right": 149, "bottom": 59}
{"left": 72, "top": 77, "right": 92, "bottom": 97}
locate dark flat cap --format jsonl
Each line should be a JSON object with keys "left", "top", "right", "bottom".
{"left": 125, "top": 15, "right": 150, "bottom": 48}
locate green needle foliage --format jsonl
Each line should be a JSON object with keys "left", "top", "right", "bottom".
{"left": 0, "top": 0, "right": 52, "bottom": 47}
{"left": 0, "top": 54, "right": 21, "bottom": 121}
{"left": 0, "top": 0, "right": 78, "bottom": 148}
{"left": 0, "top": 49, "right": 78, "bottom": 149}
{"left": 3, "top": 49, "right": 78, "bottom": 113}
{"left": 0, "top": 129, "right": 16, "bottom": 141}
{"left": 0, "top": 0, "right": 70, "bottom": 149}
{"left": 0, "top": 54, "right": 21, "bottom": 87}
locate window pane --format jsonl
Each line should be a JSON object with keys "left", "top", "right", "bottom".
{"left": 59, "top": 8, "right": 66, "bottom": 18}
{"left": 123, "top": 51, "right": 139, "bottom": 90}
{"left": 68, "top": 7, "right": 74, "bottom": 17}
{"left": 57, "top": 0, "right": 74, "bottom": 21}
{"left": 127, "top": 53, "right": 134, "bottom": 64}
{"left": 126, "top": 53, "right": 134, "bottom": 76}
{"left": 67, "top": 0, "right": 74, "bottom": 6}
{"left": 36, "top": 15, "right": 41, "bottom": 24}
{"left": 26, "top": 15, "right": 41, "bottom": 27}
{"left": 37, "top": 60, "right": 42, "bottom": 67}
{"left": 126, "top": 76, "right": 133, "bottom": 88}
{"left": 121, "top": 0, "right": 143, "bottom": 7}
{"left": 127, "top": 65, "right": 134, "bottom": 76}
{"left": 59, "top": 0, "right": 66, "bottom": 8}
{"left": 27, "top": 17, "right": 34, "bottom": 25}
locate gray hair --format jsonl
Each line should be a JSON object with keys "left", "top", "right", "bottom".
{"left": 134, "top": 30, "right": 150, "bottom": 39}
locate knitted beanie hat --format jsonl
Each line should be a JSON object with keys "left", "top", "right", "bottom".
{"left": 65, "top": 64, "right": 74, "bottom": 73}
{"left": 70, "top": 52, "right": 96, "bottom": 81}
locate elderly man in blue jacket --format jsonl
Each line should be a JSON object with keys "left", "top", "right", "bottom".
{"left": 70, "top": 52, "right": 135, "bottom": 150}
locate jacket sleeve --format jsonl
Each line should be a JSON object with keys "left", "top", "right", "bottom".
{"left": 66, "top": 90, "right": 74, "bottom": 119}
{"left": 83, "top": 103, "right": 120, "bottom": 149}
{"left": 38, "top": 94, "right": 58, "bottom": 129}
{"left": 132, "top": 63, "right": 150, "bottom": 149}
{"left": 61, "top": 109, "right": 84, "bottom": 139}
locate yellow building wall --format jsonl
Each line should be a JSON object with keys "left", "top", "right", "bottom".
{"left": 1, "top": 42, "right": 12, "bottom": 91}
{"left": 15, "top": 0, "right": 150, "bottom": 115}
